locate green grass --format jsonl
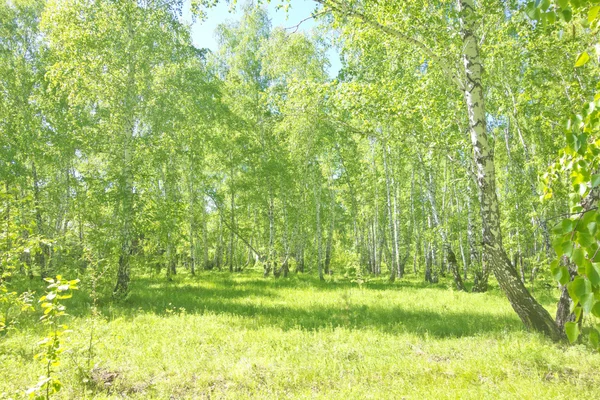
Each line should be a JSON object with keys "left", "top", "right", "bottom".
{"left": 2, "top": 271, "right": 600, "bottom": 399}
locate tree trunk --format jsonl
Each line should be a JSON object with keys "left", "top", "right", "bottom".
{"left": 383, "top": 141, "right": 400, "bottom": 282}
{"left": 324, "top": 188, "right": 335, "bottom": 275}
{"left": 265, "top": 191, "right": 275, "bottom": 278}
{"left": 113, "top": 122, "right": 134, "bottom": 297}
{"left": 315, "top": 175, "right": 323, "bottom": 281}
{"left": 113, "top": 18, "right": 138, "bottom": 298}
{"left": 372, "top": 145, "right": 380, "bottom": 275}
{"left": 458, "top": 0, "right": 561, "bottom": 340}
{"left": 295, "top": 239, "right": 305, "bottom": 273}
{"left": 555, "top": 256, "right": 577, "bottom": 333}
{"left": 423, "top": 163, "right": 465, "bottom": 291}
{"left": 229, "top": 164, "right": 236, "bottom": 273}
{"left": 202, "top": 198, "right": 209, "bottom": 270}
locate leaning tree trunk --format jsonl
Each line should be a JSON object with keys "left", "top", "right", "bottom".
{"left": 458, "top": 0, "right": 561, "bottom": 340}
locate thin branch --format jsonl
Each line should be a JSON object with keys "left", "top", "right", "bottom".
{"left": 285, "top": 10, "right": 330, "bottom": 34}
{"left": 546, "top": 207, "right": 598, "bottom": 227}
{"left": 207, "top": 192, "right": 265, "bottom": 261}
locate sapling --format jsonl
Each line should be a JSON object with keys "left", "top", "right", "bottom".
{"left": 26, "top": 276, "right": 79, "bottom": 400}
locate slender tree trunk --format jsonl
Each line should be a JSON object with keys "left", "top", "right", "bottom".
{"left": 114, "top": 139, "right": 134, "bottom": 296}
{"left": 383, "top": 141, "right": 400, "bottom": 282}
{"left": 202, "top": 197, "right": 209, "bottom": 270}
{"left": 458, "top": 0, "right": 561, "bottom": 340}
{"left": 424, "top": 168, "right": 465, "bottom": 291}
{"left": 296, "top": 239, "right": 305, "bottom": 273}
{"left": 393, "top": 174, "right": 404, "bottom": 278}
{"left": 324, "top": 188, "right": 335, "bottom": 275}
{"left": 31, "top": 162, "right": 47, "bottom": 275}
{"left": 188, "top": 165, "right": 196, "bottom": 276}
{"left": 229, "top": 162, "right": 236, "bottom": 273}
{"left": 425, "top": 242, "right": 435, "bottom": 283}
{"left": 411, "top": 167, "right": 419, "bottom": 275}
{"left": 216, "top": 215, "right": 223, "bottom": 270}
{"left": 372, "top": 144, "right": 380, "bottom": 275}
{"left": 113, "top": 17, "right": 139, "bottom": 297}
{"left": 2, "top": 181, "right": 10, "bottom": 277}
{"left": 315, "top": 174, "right": 323, "bottom": 280}
{"left": 265, "top": 191, "right": 275, "bottom": 278}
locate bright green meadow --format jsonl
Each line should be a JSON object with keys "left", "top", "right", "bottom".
{"left": 1, "top": 272, "right": 599, "bottom": 399}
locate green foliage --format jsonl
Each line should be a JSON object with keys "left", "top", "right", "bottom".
{"left": 26, "top": 276, "right": 79, "bottom": 400}
{"left": 0, "top": 283, "right": 34, "bottom": 336}
{"left": 540, "top": 0, "right": 600, "bottom": 348}
{"left": 335, "top": 250, "right": 365, "bottom": 285}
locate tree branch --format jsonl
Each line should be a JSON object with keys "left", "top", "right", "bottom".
{"left": 285, "top": 10, "right": 330, "bottom": 34}
{"left": 207, "top": 192, "right": 265, "bottom": 261}
{"left": 312, "top": 0, "right": 465, "bottom": 91}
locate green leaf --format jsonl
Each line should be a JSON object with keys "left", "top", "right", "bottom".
{"left": 580, "top": 210, "right": 597, "bottom": 234}
{"left": 586, "top": 263, "right": 600, "bottom": 286}
{"left": 561, "top": 8, "right": 573, "bottom": 22}
{"left": 576, "top": 232, "right": 595, "bottom": 247}
{"left": 552, "top": 265, "right": 570, "bottom": 285}
{"left": 574, "top": 305, "right": 583, "bottom": 321}
{"left": 589, "top": 6, "right": 600, "bottom": 23}
{"left": 591, "top": 301, "right": 600, "bottom": 318}
{"left": 593, "top": 247, "right": 600, "bottom": 262}
{"left": 571, "top": 247, "right": 585, "bottom": 267}
{"left": 526, "top": 2, "right": 540, "bottom": 19}
{"left": 575, "top": 52, "right": 590, "bottom": 67}
{"left": 539, "top": 0, "right": 551, "bottom": 11}
{"left": 561, "top": 219, "right": 576, "bottom": 234}
{"left": 592, "top": 174, "right": 600, "bottom": 188}
{"left": 565, "top": 322, "right": 580, "bottom": 343}
{"left": 553, "top": 236, "right": 566, "bottom": 256}
{"left": 580, "top": 293, "right": 595, "bottom": 314}
{"left": 567, "top": 276, "right": 591, "bottom": 301}
{"left": 562, "top": 239, "right": 574, "bottom": 257}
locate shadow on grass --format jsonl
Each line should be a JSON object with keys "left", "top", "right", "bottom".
{"left": 84, "top": 274, "right": 524, "bottom": 338}
{"left": 9, "top": 272, "right": 553, "bottom": 339}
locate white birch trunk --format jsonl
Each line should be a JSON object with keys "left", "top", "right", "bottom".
{"left": 458, "top": 0, "right": 560, "bottom": 339}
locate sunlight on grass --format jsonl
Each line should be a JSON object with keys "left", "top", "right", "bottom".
{"left": 1, "top": 272, "right": 599, "bottom": 399}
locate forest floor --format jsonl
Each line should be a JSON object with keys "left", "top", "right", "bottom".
{"left": 2, "top": 271, "right": 600, "bottom": 399}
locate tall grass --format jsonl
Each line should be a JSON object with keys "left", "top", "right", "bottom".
{"left": 1, "top": 271, "right": 599, "bottom": 398}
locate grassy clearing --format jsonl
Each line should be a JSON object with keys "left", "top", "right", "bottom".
{"left": 1, "top": 271, "right": 600, "bottom": 399}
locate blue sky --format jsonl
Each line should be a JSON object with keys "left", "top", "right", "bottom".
{"left": 182, "top": 0, "right": 341, "bottom": 78}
